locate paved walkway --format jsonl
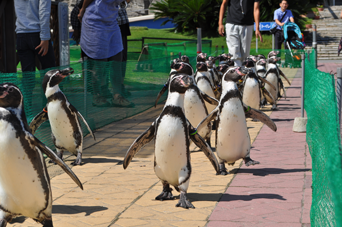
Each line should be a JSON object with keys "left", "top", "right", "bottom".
{"left": 7, "top": 67, "right": 311, "bottom": 227}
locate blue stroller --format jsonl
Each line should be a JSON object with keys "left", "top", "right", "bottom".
{"left": 282, "top": 22, "right": 305, "bottom": 68}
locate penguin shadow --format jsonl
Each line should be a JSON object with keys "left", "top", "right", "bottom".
{"left": 80, "top": 157, "right": 124, "bottom": 165}
{"left": 10, "top": 216, "right": 26, "bottom": 224}
{"left": 230, "top": 167, "right": 311, "bottom": 176}
{"left": 52, "top": 205, "right": 108, "bottom": 216}
{"left": 186, "top": 192, "right": 286, "bottom": 202}
{"left": 272, "top": 118, "right": 295, "bottom": 122}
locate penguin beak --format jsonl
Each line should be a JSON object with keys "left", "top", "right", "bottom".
{"left": 0, "top": 88, "right": 8, "bottom": 99}
{"left": 60, "top": 67, "right": 74, "bottom": 78}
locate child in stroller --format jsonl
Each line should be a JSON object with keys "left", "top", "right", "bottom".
{"left": 282, "top": 22, "right": 305, "bottom": 68}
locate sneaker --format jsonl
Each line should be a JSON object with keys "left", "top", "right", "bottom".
{"left": 110, "top": 94, "right": 135, "bottom": 108}
{"left": 92, "top": 95, "right": 111, "bottom": 107}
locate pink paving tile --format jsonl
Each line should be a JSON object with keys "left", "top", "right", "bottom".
{"left": 208, "top": 74, "right": 312, "bottom": 226}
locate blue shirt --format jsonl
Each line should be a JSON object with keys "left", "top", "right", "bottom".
{"left": 14, "top": 0, "right": 51, "bottom": 40}
{"left": 80, "top": 0, "right": 123, "bottom": 59}
{"left": 273, "top": 8, "right": 293, "bottom": 30}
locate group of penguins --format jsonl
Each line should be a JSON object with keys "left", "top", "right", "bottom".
{"left": 123, "top": 50, "right": 291, "bottom": 209}
{"left": 0, "top": 50, "right": 290, "bottom": 227}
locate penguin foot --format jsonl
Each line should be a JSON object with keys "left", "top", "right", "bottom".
{"left": 244, "top": 157, "right": 260, "bottom": 166}
{"left": 271, "top": 104, "right": 278, "bottom": 110}
{"left": 155, "top": 190, "right": 174, "bottom": 201}
{"left": 71, "top": 153, "right": 82, "bottom": 166}
{"left": 41, "top": 218, "right": 53, "bottom": 227}
{"left": 175, "top": 192, "right": 195, "bottom": 209}
{"left": 48, "top": 159, "right": 57, "bottom": 165}
{"left": 217, "top": 163, "right": 229, "bottom": 175}
{"left": 252, "top": 119, "right": 260, "bottom": 122}
{"left": 0, "top": 219, "right": 7, "bottom": 227}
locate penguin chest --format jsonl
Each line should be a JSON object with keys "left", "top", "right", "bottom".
{"left": 48, "top": 101, "right": 81, "bottom": 151}
{"left": 243, "top": 78, "right": 260, "bottom": 110}
{"left": 0, "top": 120, "right": 50, "bottom": 218}
{"left": 184, "top": 89, "right": 208, "bottom": 133}
{"left": 265, "top": 73, "right": 279, "bottom": 101}
{"left": 216, "top": 99, "right": 250, "bottom": 163}
{"left": 154, "top": 115, "right": 189, "bottom": 186}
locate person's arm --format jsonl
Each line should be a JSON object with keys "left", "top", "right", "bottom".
{"left": 218, "top": 0, "right": 228, "bottom": 37}
{"left": 254, "top": 1, "right": 263, "bottom": 42}
{"left": 78, "top": 0, "right": 94, "bottom": 21}
{"left": 36, "top": 0, "right": 52, "bottom": 56}
{"left": 275, "top": 19, "right": 284, "bottom": 26}
{"left": 290, "top": 17, "right": 294, "bottom": 22}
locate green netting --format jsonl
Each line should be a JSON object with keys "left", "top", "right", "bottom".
{"left": 304, "top": 49, "right": 342, "bottom": 227}
{"left": 0, "top": 58, "right": 170, "bottom": 149}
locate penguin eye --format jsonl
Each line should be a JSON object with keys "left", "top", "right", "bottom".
{"left": 8, "top": 87, "right": 13, "bottom": 92}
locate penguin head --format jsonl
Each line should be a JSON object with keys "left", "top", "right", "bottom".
{"left": 174, "top": 62, "right": 193, "bottom": 75}
{"left": 169, "top": 73, "right": 192, "bottom": 94}
{"left": 196, "top": 53, "right": 207, "bottom": 62}
{"left": 223, "top": 67, "right": 247, "bottom": 83}
{"left": 205, "top": 60, "right": 214, "bottom": 69}
{"left": 242, "top": 58, "right": 255, "bottom": 68}
{"left": 268, "top": 57, "right": 281, "bottom": 64}
{"left": 42, "top": 67, "right": 74, "bottom": 94}
{"left": 256, "top": 59, "right": 266, "bottom": 67}
{"left": 170, "top": 58, "right": 181, "bottom": 69}
{"left": 180, "top": 55, "right": 190, "bottom": 64}
{"left": 267, "top": 51, "right": 280, "bottom": 59}
{"left": 0, "top": 83, "right": 23, "bottom": 109}
{"left": 196, "top": 62, "right": 208, "bottom": 72}
{"left": 257, "top": 54, "right": 266, "bottom": 60}
{"left": 216, "top": 64, "right": 229, "bottom": 75}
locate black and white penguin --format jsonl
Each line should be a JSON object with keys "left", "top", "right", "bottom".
{"left": 124, "top": 73, "right": 219, "bottom": 209}
{"left": 195, "top": 62, "right": 217, "bottom": 114}
{"left": 0, "top": 83, "right": 83, "bottom": 227}
{"left": 256, "top": 58, "right": 267, "bottom": 78}
{"left": 197, "top": 67, "right": 277, "bottom": 175}
{"left": 30, "top": 68, "right": 96, "bottom": 165}
{"left": 264, "top": 57, "right": 281, "bottom": 110}
{"left": 155, "top": 62, "right": 218, "bottom": 147}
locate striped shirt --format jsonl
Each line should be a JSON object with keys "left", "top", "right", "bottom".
{"left": 117, "top": 6, "right": 129, "bottom": 25}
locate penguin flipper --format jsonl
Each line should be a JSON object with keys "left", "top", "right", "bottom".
{"left": 32, "top": 136, "right": 83, "bottom": 190}
{"left": 155, "top": 81, "right": 169, "bottom": 107}
{"left": 278, "top": 68, "right": 291, "bottom": 85}
{"left": 68, "top": 104, "right": 96, "bottom": 141}
{"left": 258, "top": 76, "right": 276, "bottom": 91}
{"left": 199, "top": 89, "right": 219, "bottom": 106}
{"left": 189, "top": 124, "right": 219, "bottom": 174}
{"left": 123, "top": 122, "right": 155, "bottom": 169}
{"left": 196, "top": 107, "right": 219, "bottom": 133}
{"left": 279, "top": 79, "right": 287, "bottom": 100}
{"left": 243, "top": 105, "right": 277, "bottom": 132}
{"left": 29, "top": 108, "right": 49, "bottom": 134}
{"left": 261, "top": 87, "right": 276, "bottom": 105}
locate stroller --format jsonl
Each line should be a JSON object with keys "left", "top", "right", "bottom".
{"left": 282, "top": 22, "right": 305, "bottom": 68}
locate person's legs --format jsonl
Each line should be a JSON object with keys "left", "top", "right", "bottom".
{"left": 240, "top": 25, "right": 254, "bottom": 62}
{"left": 16, "top": 33, "right": 37, "bottom": 112}
{"left": 225, "top": 23, "right": 242, "bottom": 66}
{"left": 274, "top": 30, "right": 283, "bottom": 64}
{"left": 120, "top": 33, "right": 130, "bottom": 97}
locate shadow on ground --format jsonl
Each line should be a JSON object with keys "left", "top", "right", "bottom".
{"left": 187, "top": 193, "right": 286, "bottom": 202}
{"left": 52, "top": 205, "right": 108, "bottom": 216}
{"left": 231, "top": 167, "right": 311, "bottom": 176}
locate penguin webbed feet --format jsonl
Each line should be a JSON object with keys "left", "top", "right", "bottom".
{"left": 244, "top": 157, "right": 260, "bottom": 166}
{"left": 271, "top": 104, "right": 278, "bottom": 111}
{"left": 71, "top": 152, "right": 82, "bottom": 166}
{"left": 175, "top": 191, "right": 195, "bottom": 209}
{"left": 217, "top": 163, "right": 229, "bottom": 175}
{"left": 41, "top": 218, "right": 53, "bottom": 227}
{"left": 155, "top": 184, "right": 174, "bottom": 201}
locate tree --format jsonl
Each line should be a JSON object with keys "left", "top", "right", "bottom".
{"left": 150, "top": 0, "right": 221, "bottom": 38}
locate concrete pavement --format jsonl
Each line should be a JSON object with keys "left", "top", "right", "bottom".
{"left": 7, "top": 67, "right": 310, "bottom": 227}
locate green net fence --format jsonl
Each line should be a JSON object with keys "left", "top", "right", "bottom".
{"left": 304, "top": 49, "right": 342, "bottom": 227}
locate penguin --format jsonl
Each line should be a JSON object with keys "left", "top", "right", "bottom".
{"left": 264, "top": 57, "right": 281, "bottom": 110}
{"left": 155, "top": 62, "right": 218, "bottom": 147}
{"left": 123, "top": 73, "right": 219, "bottom": 209}
{"left": 0, "top": 83, "right": 83, "bottom": 227}
{"left": 197, "top": 67, "right": 277, "bottom": 175}
{"left": 256, "top": 58, "right": 267, "bottom": 78}
{"left": 29, "top": 68, "right": 96, "bottom": 165}
{"left": 206, "top": 60, "right": 221, "bottom": 99}
{"left": 242, "top": 69, "right": 276, "bottom": 110}
{"left": 195, "top": 62, "right": 217, "bottom": 114}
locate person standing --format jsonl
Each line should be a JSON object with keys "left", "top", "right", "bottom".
{"left": 14, "top": 0, "right": 56, "bottom": 111}
{"left": 273, "top": 0, "right": 294, "bottom": 51}
{"left": 117, "top": 0, "right": 131, "bottom": 97}
{"left": 218, "top": 0, "right": 263, "bottom": 67}
{"left": 78, "top": 0, "right": 134, "bottom": 107}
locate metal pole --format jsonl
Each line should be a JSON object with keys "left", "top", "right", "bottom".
{"left": 221, "top": 46, "right": 224, "bottom": 54}
{"left": 312, "top": 24, "right": 317, "bottom": 69}
{"left": 272, "top": 34, "right": 275, "bottom": 50}
{"left": 307, "top": 50, "right": 311, "bottom": 62}
{"left": 301, "top": 54, "right": 305, "bottom": 118}
{"left": 197, "top": 28, "right": 202, "bottom": 54}
{"left": 178, "top": 52, "right": 181, "bottom": 59}
{"left": 337, "top": 68, "right": 342, "bottom": 123}
{"left": 83, "top": 57, "right": 88, "bottom": 118}
{"left": 215, "top": 45, "right": 218, "bottom": 55}
{"left": 256, "top": 38, "right": 258, "bottom": 53}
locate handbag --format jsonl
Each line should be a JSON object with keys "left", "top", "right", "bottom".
{"left": 270, "top": 11, "right": 287, "bottom": 34}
